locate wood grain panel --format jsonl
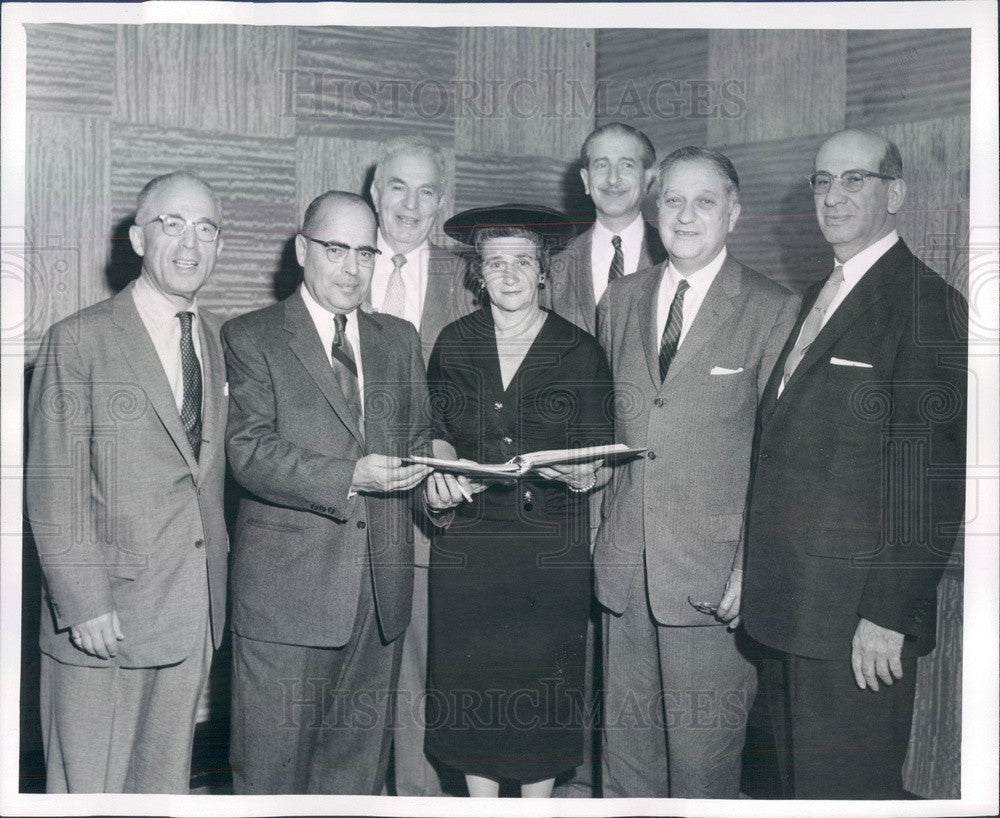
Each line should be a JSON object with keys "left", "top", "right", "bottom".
{"left": 294, "top": 26, "right": 457, "bottom": 142}
{"left": 874, "top": 116, "right": 970, "bottom": 292}
{"left": 708, "top": 30, "right": 846, "bottom": 146}
{"left": 25, "top": 24, "right": 116, "bottom": 117}
{"left": 25, "top": 114, "right": 111, "bottom": 354}
{"left": 720, "top": 134, "right": 831, "bottom": 291}
{"left": 455, "top": 28, "right": 595, "bottom": 158}
{"left": 296, "top": 135, "right": 457, "bottom": 248}
{"left": 454, "top": 152, "right": 590, "bottom": 236}
{"left": 903, "top": 574, "right": 962, "bottom": 798}
{"left": 595, "top": 29, "right": 710, "bottom": 155}
{"left": 110, "top": 125, "right": 298, "bottom": 318}
{"left": 115, "top": 25, "right": 296, "bottom": 138}
{"left": 847, "top": 29, "right": 971, "bottom": 128}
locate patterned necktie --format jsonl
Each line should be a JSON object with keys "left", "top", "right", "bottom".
{"left": 382, "top": 253, "right": 407, "bottom": 318}
{"left": 781, "top": 264, "right": 845, "bottom": 389}
{"left": 608, "top": 235, "right": 624, "bottom": 283}
{"left": 176, "top": 311, "right": 202, "bottom": 460}
{"left": 658, "top": 278, "right": 689, "bottom": 383}
{"left": 331, "top": 313, "right": 362, "bottom": 423}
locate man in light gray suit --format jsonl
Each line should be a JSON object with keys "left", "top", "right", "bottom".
{"left": 594, "top": 147, "right": 800, "bottom": 798}
{"left": 26, "top": 170, "right": 229, "bottom": 792}
{"left": 367, "top": 134, "right": 473, "bottom": 796}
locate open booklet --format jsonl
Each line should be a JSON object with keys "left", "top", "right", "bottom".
{"left": 403, "top": 443, "right": 647, "bottom": 479}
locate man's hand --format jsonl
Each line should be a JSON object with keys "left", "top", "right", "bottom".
{"left": 425, "top": 471, "right": 474, "bottom": 510}
{"left": 715, "top": 568, "right": 742, "bottom": 628}
{"left": 535, "top": 458, "right": 604, "bottom": 491}
{"left": 69, "top": 610, "right": 124, "bottom": 659}
{"left": 351, "top": 455, "right": 431, "bottom": 494}
{"left": 851, "top": 617, "right": 905, "bottom": 691}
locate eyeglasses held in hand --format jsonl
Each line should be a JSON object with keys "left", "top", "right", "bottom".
{"left": 301, "top": 235, "right": 381, "bottom": 267}
{"left": 808, "top": 169, "right": 897, "bottom": 195}
{"left": 687, "top": 595, "right": 720, "bottom": 616}
{"left": 144, "top": 214, "right": 221, "bottom": 242}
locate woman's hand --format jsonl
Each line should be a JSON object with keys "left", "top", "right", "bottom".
{"left": 424, "top": 471, "right": 474, "bottom": 510}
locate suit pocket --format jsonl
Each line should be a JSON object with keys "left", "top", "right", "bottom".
{"left": 711, "top": 513, "right": 744, "bottom": 543}
{"left": 106, "top": 561, "right": 143, "bottom": 581}
{"left": 804, "top": 527, "right": 879, "bottom": 560}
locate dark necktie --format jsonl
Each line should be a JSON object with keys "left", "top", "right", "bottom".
{"left": 608, "top": 234, "right": 624, "bottom": 283}
{"left": 332, "top": 313, "right": 362, "bottom": 423}
{"left": 781, "top": 264, "right": 845, "bottom": 391}
{"left": 658, "top": 278, "right": 690, "bottom": 383}
{"left": 176, "top": 311, "right": 202, "bottom": 460}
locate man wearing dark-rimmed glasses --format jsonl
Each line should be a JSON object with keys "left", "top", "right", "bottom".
{"left": 741, "top": 128, "right": 967, "bottom": 798}
{"left": 26, "top": 170, "right": 229, "bottom": 791}
{"left": 221, "top": 190, "right": 433, "bottom": 793}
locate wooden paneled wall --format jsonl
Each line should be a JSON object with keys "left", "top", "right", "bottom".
{"left": 597, "top": 28, "right": 969, "bottom": 800}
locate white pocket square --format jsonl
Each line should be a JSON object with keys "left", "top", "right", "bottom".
{"left": 224, "top": 382, "right": 230, "bottom": 396}
{"left": 710, "top": 366, "right": 744, "bottom": 375}
{"left": 830, "top": 357, "right": 873, "bottom": 368}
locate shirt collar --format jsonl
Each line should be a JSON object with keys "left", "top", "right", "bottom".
{"left": 132, "top": 273, "right": 199, "bottom": 322}
{"left": 665, "top": 245, "right": 728, "bottom": 297}
{"left": 839, "top": 230, "right": 899, "bottom": 286}
{"left": 592, "top": 213, "right": 646, "bottom": 247}
{"left": 377, "top": 231, "right": 430, "bottom": 268}
{"left": 300, "top": 282, "right": 357, "bottom": 329}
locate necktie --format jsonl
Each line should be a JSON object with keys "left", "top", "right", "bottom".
{"left": 176, "top": 311, "right": 202, "bottom": 460}
{"left": 382, "top": 253, "right": 407, "bottom": 318}
{"left": 608, "top": 235, "right": 624, "bottom": 283}
{"left": 658, "top": 279, "right": 689, "bottom": 382}
{"left": 781, "top": 264, "right": 845, "bottom": 389}
{"left": 331, "top": 313, "right": 362, "bottom": 422}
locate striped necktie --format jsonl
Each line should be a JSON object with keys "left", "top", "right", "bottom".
{"left": 658, "top": 279, "right": 689, "bottom": 382}
{"left": 608, "top": 234, "right": 624, "bottom": 283}
{"left": 176, "top": 311, "right": 202, "bottom": 460}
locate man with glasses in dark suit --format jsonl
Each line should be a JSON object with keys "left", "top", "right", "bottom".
{"left": 741, "top": 129, "right": 967, "bottom": 798}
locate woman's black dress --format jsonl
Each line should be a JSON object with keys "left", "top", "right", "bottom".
{"left": 424, "top": 308, "right": 613, "bottom": 783}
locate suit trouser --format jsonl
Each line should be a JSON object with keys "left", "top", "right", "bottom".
{"left": 755, "top": 648, "right": 918, "bottom": 799}
{"left": 391, "top": 558, "right": 443, "bottom": 795}
{"left": 40, "top": 623, "right": 212, "bottom": 793}
{"left": 230, "top": 565, "right": 403, "bottom": 795}
{"left": 602, "top": 564, "right": 756, "bottom": 798}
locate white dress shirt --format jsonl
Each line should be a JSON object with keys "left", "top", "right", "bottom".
{"left": 654, "top": 247, "right": 728, "bottom": 352}
{"left": 300, "top": 283, "right": 365, "bottom": 415}
{"left": 131, "top": 274, "right": 202, "bottom": 413}
{"left": 822, "top": 230, "right": 899, "bottom": 329}
{"left": 369, "top": 232, "right": 430, "bottom": 330}
{"left": 590, "top": 214, "right": 647, "bottom": 305}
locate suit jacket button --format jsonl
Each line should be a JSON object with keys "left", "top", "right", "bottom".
{"left": 502, "top": 436, "right": 513, "bottom": 445}
{"left": 357, "top": 521, "right": 366, "bottom": 529}
{"left": 654, "top": 398, "right": 663, "bottom": 407}
{"left": 759, "top": 452, "right": 769, "bottom": 460}
{"left": 494, "top": 401, "right": 503, "bottom": 411}
{"left": 647, "top": 451, "right": 656, "bottom": 460}
{"left": 194, "top": 539, "right": 205, "bottom": 549}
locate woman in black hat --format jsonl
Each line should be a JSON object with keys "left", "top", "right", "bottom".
{"left": 422, "top": 206, "right": 614, "bottom": 797}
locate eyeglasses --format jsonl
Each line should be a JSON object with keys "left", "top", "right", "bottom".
{"left": 143, "top": 214, "right": 221, "bottom": 242}
{"left": 302, "top": 235, "right": 380, "bottom": 267}
{"left": 808, "top": 170, "right": 897, "bottom": 195}
{"left": 688, "top": 596, "right": 719, "bottom": 616}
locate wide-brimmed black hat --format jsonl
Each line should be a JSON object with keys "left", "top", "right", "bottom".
{"left": 443, "top": 203, "right": 577, "bottom": 248}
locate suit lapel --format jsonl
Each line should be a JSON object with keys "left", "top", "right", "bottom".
{"left": 358, "top": 311, "right": 387, "bottom": 445}
{"left": 197, "top": 310, "right": 226, "bottom": 472}
{"left": 638, "top": 263, "right": 667, "bottom": 387}
{"left": 283, "top": 290, "right": 366, "bottom": 449}
{"left": 662, "top": 255, "right": 739, "bottom": 389}
{"left": 112, "top": 287, "right": 200, "bottom": 475}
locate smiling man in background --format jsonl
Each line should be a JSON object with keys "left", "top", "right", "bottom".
{"left": 26, "top": 170, "right": 229, "bottom": 792}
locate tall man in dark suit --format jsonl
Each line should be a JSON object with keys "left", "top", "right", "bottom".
{"left": 741, "top": 129, "right": 967, "bottom": 799}
{"left": 549, "top": 122, "right": 667, "bottom": 335}
{"left": 26, "top": 170, "right": 229, "bottom": 792}
{"left": 366, "top": 134, "right": 473, "bottom": 796}
{"left": 594, "top": 148, "right": 800, "bottom": 798}
{"left": 223, "top": 191, "right": 432, "bottom": 794}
